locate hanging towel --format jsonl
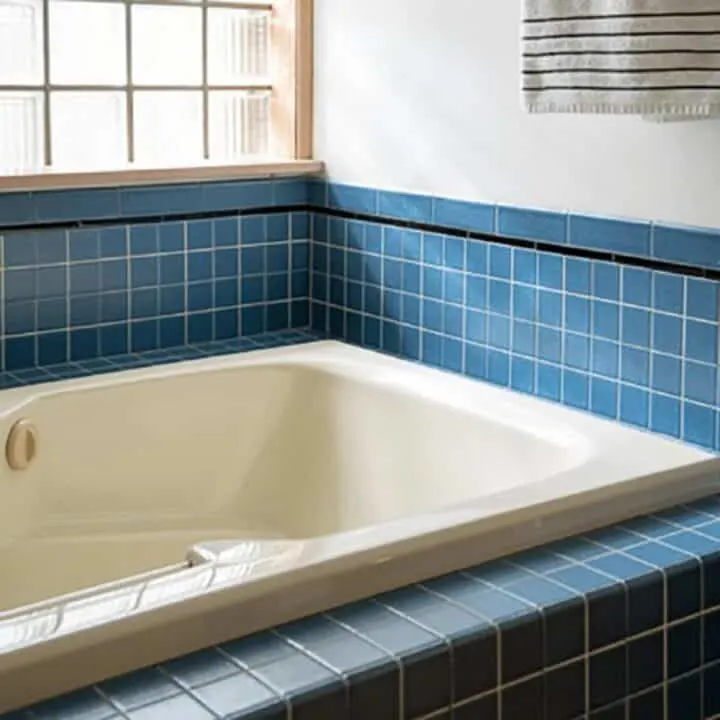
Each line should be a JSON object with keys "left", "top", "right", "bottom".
{"left": 522, "top": 0, "right": 720, "bottom": 116}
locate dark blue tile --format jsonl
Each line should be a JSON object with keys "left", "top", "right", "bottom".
{"left": 545, "top": 661, "right": 585, "bottom": 720}
{"left": 188, "top": 313, "right": 213, "bottom": 343}
{"left": 273, "top": 179, "right": 307, "bottom": 207}
{"left": 5, "top": 337, "right": 35, "bottom": 370}
{"left": 5, "top": 268, "right": 37, "bottom": 302}
{"left": 502, "top": 615, "right": 543, "bottom": 682}
{"left": 668, "top": 672, "right": 701, "bottom": 720}
{"left": 705, "top": 663, "right": 720, "bottom": 717}
{"left": 502, "top": 675, "right": 543, "bottom": 720}
{"left": 4, "top": 232, "right": 37, "bottom": 266}
{"left": 345, "top": 667, "right": 399, "bottom": 720}
{"left": 0, "top": 191, "right": 33, "bottom": 225}
{"left": 498, "top": 206, "right": 566, "bottom": 244}
{"left": 629, "top": 689, "right": 664, "bottom": 720}
{"left": 587, "top": 587, "right": 627, "bottom": 650}
{"left": 453, "top": 694, "right": 497, "bottom": 720}
{"left": 653, "top": 224, "right": 720, "bottom": 270}
{"left": 628, "top": 632, "right": 663, "bottom": 694}
{"left": 38, "top": 332, "right": 68, "bottom": 366}
{"left": 434, "top": 197, "right": 494, "bottom": 233}
{"left": 35, "top": 188, "right": 120, "bottom": 222}
{"left": 705, "top": 609, "right": 720, "bottom": 663}
{"left": 101, "top": 324, "right": 129, "bottom": 356}
{"left": 545, "top": 599, "right": 585, "bottom": 666}
{"left": 628, "top": 572, "right": 664, "bottom": 634}
{"left": 378, "top": 190, "right": 432, "bottom": 223}
{"left": 668, "top": 618, "right": 701, "bottom": 678}
{"left": 120, "top": 184, "right": 203, "bottom": 217}
{"left": 590, "top": 645, "right": 627, "bottom": 711}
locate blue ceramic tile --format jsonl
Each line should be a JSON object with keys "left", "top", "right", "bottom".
{"left": 537, "top": 361, "right": 561, "bottom": 400}
{"left": 35, "top": 188, "right": 120, "bottom": 222}
{"left": 628, "top": 573, "right": 664, "bottom": 633}
{"left": 489, "top": 244, "right": 511, "bottom": 278}
{"left": 487, "top": 349, "right": 510, "bottom": 386}
{"left": 565, "top": 333, "right": 590, "bottom": 370}
{"left": 684, "top": 402, "right": 716, "bottom": 448}
{"left": 621, "top": 306, "right": 650, "bottom": 348}
{"left": 591, "top": 377, "right": 618, "bottom": 419}
{"left": 686, "top": 277, "right": 719, "bottom": 321}
{"left": 124, "top": 694, "right": 214, "bottom": 720}
{"left": 622, "top": 267, "right": 652, "bottom": 307}
{"left": 571, "top": 215, "right": 650, "bottom": 258}
{"left": 513, "top": 247, "right": 537, "bottom": 284}
{"left": 652, "top": 313, "right": 682, "bottom": 355}
{"left": 668, "top": 673, "right": 702, "bottom": 720}
{"left": 593, "top": 263, "right": 620, "bottom": 301}
{"left": 434, "top": 197, "right": 494, "bottom": 233}
{"left": 619, "top": 385, "right": 649, "bottom": 428}
{"left": 502, "top": 675, "right": 543, "bottom": 720}
{"left": 653, "top": 272, "right": 684, "bottom": 314}
{"left": 424, "top": 574, "right": 534, "bottom": 624}
{"left": 668, "top": 618, "right": 701, "bottom": 678}
{"left": 29, "top": 688, "right": 119, "bottom": 720}
{"left": 445, "top": 236, "right": 465, "bottom": 271}
{"left": 378, "top": 190, "right": 432, "bottom": 223}
{"left": 624, "top": 542, "right": 696, "bottom": 571}
{"left": 685, "top": 319, "right": 717, "bottom": 364}
{"left": 0, "top": 191, "right": 33, "bottom": 225}
{"left": 501, "top": 615, "right": 543, "bottom": 682}
{"left": 628, "top": 633, "right": 663, "bottom": 694}
{"left": 590, "top": 646, "right": 627, "bottom": 711}
{"left": 498, "top": 206, "right": 567, "bottom": 244}
{"left": 192, "top": 673, "right": 280, "bottom": 718}
{"left": 620, "top": 346, "right": 649, "bottom": 386}
{"left": 326, "top": 183, "right": 377, "bottom": 214}
{"left": 545, "top": 661, "right": 585, "bottom": 720}
{"left": 538, "top": 253, "right": 563, "bottom": 289}
{"left": 653, "top": 224, "right": 720, "bottom": 270}
{"left": 538, "top": 290, "right": 562, "bottom": 327}
{"left": 684, "top": 360, "right": 716, "bottom": 405}
{"left": 650, "top": 394, "right": 681, "bottom": 438}
{"left": 651, "top": 354, "right": 681, "bottom": 395}
{"left": 100, "top": 668, "right": 181, "bottom": 711}
{"left": 592, "top": 301, "right": 620, "bottom": 341}
{"left": 213, "top": 218, "right": 239, "bottom": 248}
{"left": 273, "top": 179, "right": 307, "bottom": 206}
{"left": 120, "top": 184, "right": 204, "bottom": 217}
{"left": 466, "top": 240, "right": 487, "bottom": 275}
{"left": 512, "top": 320, "right": 535, "bottom": 355}
{"left": 206, "top": 181, "right": 274, "bottom": 213}
{"left": 563, "top": 369, "right": 589, "bottom": 409}
{"left": 547, "top": 565, "right": 617, "bottom": 594}
{"left": 629, "top": 690, "right": 663, "bottom": 720}
{"left": 565, "top": 295, "right": 590, "bottom": 333}
{"left": 565, "top": 257, "right": 591, "bottom": 294}
{"left": 591, "top": 338, "right": 619, "bottom": 378}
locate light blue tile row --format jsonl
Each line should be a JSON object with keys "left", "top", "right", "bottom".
{"left": 316, "top": 181, "right": 720, "bottom": 271}
{"left": 0, "top": 178, "right": 310, "bottom": 228}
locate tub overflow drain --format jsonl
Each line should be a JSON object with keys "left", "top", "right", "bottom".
{"left": 6, "top": 419, "right": 38, "bottom": 471}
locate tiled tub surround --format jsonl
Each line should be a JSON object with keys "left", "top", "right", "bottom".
{"left": 309, "top": 183, "right": 720, "bottom": 453}
{"left": 0, "top": 178, "right": 312, "bottom": 370}
{"left": 0, "top": 338, "right": 714, "bottom": 713}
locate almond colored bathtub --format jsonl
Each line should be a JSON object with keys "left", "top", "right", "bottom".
{"left": 0, "top": 340, "right": 717, "bottom": 711}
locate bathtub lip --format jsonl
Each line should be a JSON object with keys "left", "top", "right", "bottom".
{"left": 0, "top": 340, "right": 717, "bottom": 710}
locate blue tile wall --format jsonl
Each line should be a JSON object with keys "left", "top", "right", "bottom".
{"left": 5, "top": 178, "right": 720, "bottom": 719}
{"left": 310, "top": 182, "right": 720, "bottom": 453}
{"left": 0, "top": 179, "right": 311, "bottom": 369}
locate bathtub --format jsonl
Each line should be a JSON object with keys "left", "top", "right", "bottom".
{"left": 0, "top": 340, "right": 717, "bottom": 711}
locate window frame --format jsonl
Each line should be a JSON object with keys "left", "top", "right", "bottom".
{"left": 0, "top": 0, "right": 318, "bottom": 192}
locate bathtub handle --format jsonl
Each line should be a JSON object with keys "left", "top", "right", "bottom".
{"left": 6, "top": 419, "right": 38, "bottom": 471}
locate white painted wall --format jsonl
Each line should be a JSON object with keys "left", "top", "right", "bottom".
{"left": 314, "top": 0, "right": 720, "bottom": 229}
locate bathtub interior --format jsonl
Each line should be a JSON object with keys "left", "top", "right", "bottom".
{"left": 0, "top": 359, "right": 583, "bottom": 612}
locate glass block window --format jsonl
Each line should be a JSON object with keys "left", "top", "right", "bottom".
{"left": 0, "top": 0, "right": 274, "bottom": 175}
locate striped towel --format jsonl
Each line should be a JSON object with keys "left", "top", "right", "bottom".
{"left": 522, "top": 0, "right": 720, "bottom": 116}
